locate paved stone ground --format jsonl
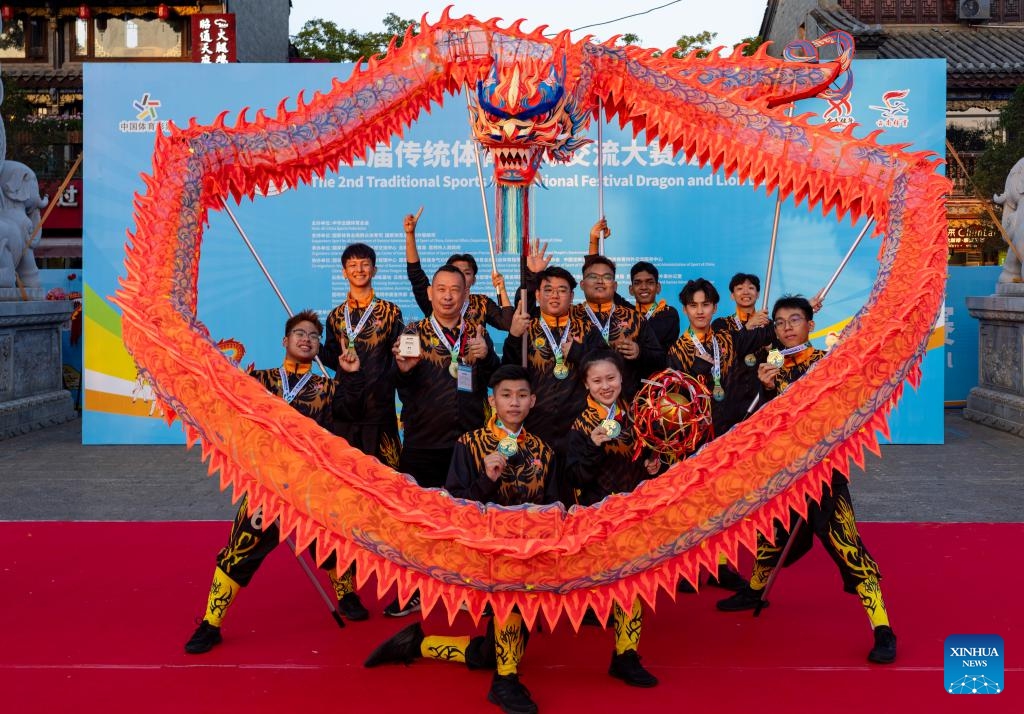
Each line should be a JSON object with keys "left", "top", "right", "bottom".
{"left": 1, "top": 409, "right": 1021, "bottom": 522}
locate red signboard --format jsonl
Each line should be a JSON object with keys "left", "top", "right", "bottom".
{"left": 40, "top": 179, "right": 83, "bottom": 230}
{"left": 191, "top": 13, "right": 236, "bottom": 64}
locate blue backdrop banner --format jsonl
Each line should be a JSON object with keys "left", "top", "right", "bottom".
{"left": 83, "top": 58, "right": 946, "bottom": 444}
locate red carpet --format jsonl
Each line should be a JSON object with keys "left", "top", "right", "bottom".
{"left": 1, "top": 521, "right": 1021, "bottom": 713}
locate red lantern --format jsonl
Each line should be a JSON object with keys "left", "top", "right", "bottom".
{"left": 1, "top": 6, "right": 13, "bottom": 23}
{"left": 78, "top": 5, "right": 91, "bottom": 20}
{"left": 157, "top": 4, "right": 170, "bottom": 20}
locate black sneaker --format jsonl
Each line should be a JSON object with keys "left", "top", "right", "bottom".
{"left": 707, "top": 564, "right": 749, "bottom": 591}
{"left": 364, "top": 623, "right": 425, "bottom": 667}
{"left": 487, "top": 673, "right": 538, "bottom": 714}
{"left": 184, "top": 620, "right": 222, "bottom": 654}
{"left": 716, "top": 585, "right": 765, "bottom": 612}
{"left": 676, "top": 578, "right": 697, "bottom": 594}
{"left": 868, "top": 625, "right": 897, "bottom": 664}
{"left": 608, "top": 649, "right": 659, "bottom": 687}
{"left": 338, "top": 592, "right": 369, "bottom": 621}
{"left": 383, "top": 591, "right": 421, "bottom": 617}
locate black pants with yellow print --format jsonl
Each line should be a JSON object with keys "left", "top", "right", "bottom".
{"left": 198, "top": 495, "right": 355, "bottom": 628}
{"left": 750, "top": 471, "right": 890, "bottom": 628}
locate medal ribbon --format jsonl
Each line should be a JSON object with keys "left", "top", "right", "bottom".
{"left": 732, "top": 313, "right": 744, "bottom": 330}
{"left": 779, "top": 342, "right": 813, "bottom": 364}
{"left": 429, "top": 314, "right": 464, "bottom": 367}
{"left": 278, "top": 367, "right": 314, "bottom": 404}
{"left": 688, "top": 329, "right": 721, "bottom": 388}
{"left": 495, "top": 418, "right": 524, "bottom": 442}
{"left": 584, "top": 304, "right": 612, "bottom": 343}
{"left": 343, "top": 297, "right": 377, "bottom": 346}
{"left": 538, "top": 317, "right": 572, "bottom": 364}
{"left": 642, "top": 300, "right": 664, "bottom": 320}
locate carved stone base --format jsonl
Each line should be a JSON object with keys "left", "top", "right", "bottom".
{"left": 964, "top": 387, "right": 1024, "bottom": 437}
{"left": 964, "top": 293, "right": 1024, "bottom": 438}
{"left": 0, "top": 300, "right": 77, "bottom": 440}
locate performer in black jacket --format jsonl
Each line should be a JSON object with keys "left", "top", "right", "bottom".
{"left": 716, "top": 296, "right": 897, "bottom": 665}
{"left": 184, "top": 310, "right": 366, "bottom": 654}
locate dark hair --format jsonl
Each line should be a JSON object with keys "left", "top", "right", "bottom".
{"left": 433, "top": 263, "right": 467, "bottom": 285}
{"left": 538, "top": 266, "right": 577, "bottom": 291}
{"left": 488, "top": 364, "right": 532, "bottom": 391}
{"left": 728, "top": 272, "right": 760, "bottom": 292}
{"left": 341, "top": 242, "right": 376, "bottom": 267}
{"left": 582, "top": 254, "right": 616, "bottom": 276}
{"left": 578, "top": 348, "right": 625, "bottom": 381}
{"left": 285, "top": 309, "right": 322, "bottom": 336}
{"left": 772, "top": 295, "right": 813, "bottom": 321}
{"left": 630, "top": 261, "right": 659, "bottom": 282}
{"left": 679, "top": 278, "right": 720, "bottom": 306}
{"left": 446, "top": 253, "right": 479, "bottom": 276}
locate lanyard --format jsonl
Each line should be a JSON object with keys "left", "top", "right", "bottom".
{"left": 642, "top": 300, "right": 663, "bottom": 320}
{"left": 343, "top": 297, "right": 376, "bottom": 346}
{"left": 278, "top": 367, "right": 314, "bottom": 404}
{"left": 780, "top": 342, "right": 812, "bottom": 358}
{"left": 732, "top": 313, "right": 744, "bottom": 330}
{"left": 429, "top": 314, "right": 464, "bottom": 366}
{"left": 538, "top": 317, "right": 572, "bottom": 361}
{"left": 584, "top": 304, "right": 612, "bottom": 343}
{"left": 688, "top": 329, "right": 723, "bottom": 399}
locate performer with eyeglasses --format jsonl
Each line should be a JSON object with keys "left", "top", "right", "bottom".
{"left": 184, "top": 310, "right": 366, "bottom": 653}
{"left": 716, "top": 295, "right": 897, "bottom": 666}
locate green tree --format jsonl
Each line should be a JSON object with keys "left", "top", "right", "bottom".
{"left": 673, "top": 30, "right": 718, "bottom": 58}
{"left": 973, "top": 85, "right": 1024, "bottom": 200}
{"left": 291, "top": 13, "right": 416, "bottom": 63}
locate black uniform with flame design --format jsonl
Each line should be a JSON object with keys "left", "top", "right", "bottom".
{"left": 322, "top": 294, "right": 403, "bottom": 467}
{"left": 710, "top": 312, "right": 773, "bottom": 425}
{"left": 666, "top": 323, "right": 775, "bottom": 436}
{"left": 407, "top": 260, "right": 513, "bottom": 330}
{"left": 637, "top": 300, "right": 681, "bottom": 353}
{"left": 501, "top": 312, "right": 600, "bottom": 460}
{"left": 565, "top": 397, "right": 656, "bottom": 507}
{"left": 571, "top": 301, "right": 666, "bottom": 399}
{"left": 446, "top": 417, "right": 558, "bottom": 506}
{"left": 747, "top": 346, "right": 886, "bottom": 622}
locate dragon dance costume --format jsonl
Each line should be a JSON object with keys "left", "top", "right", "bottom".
{"left": 717, "top": 346, "right": 896, "bottom": 663}
{"left": 323, "top": 291, "right": 403, "bottom": 467}
{"left": 185, "top": 363, "right": 365, "bottom": 653}
{"left": 395, "top": 316, "right": 500, "bottom": 489}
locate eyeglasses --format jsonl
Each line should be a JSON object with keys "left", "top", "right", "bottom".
{"left": 289, "top": 329, "right": 321, "bottom": 340}
{"left": 584, "top": 273, "right": 614, "bottom": 283}
{"left": 773, "top": 316, "right": 807, "bottom": 329}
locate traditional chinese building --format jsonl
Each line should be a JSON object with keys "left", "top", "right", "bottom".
{"left": 759, "top": 0, "right": 1024, "bottom": 265}
{"left": 0, "top": 0, "right": 291, "bottom": 263}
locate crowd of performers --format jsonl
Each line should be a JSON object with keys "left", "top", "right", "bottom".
{"left": 184, "top": 214, "right": 898, "bottom": 714}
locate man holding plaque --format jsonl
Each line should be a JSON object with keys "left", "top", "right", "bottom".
{"left": 717, "top": 295, "right": 897, "bottom": 665}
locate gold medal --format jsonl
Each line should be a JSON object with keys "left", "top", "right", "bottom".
{"left": 600, "top": 419, "right": 621, "bottom": 439}
{"left": 713, "top": 384, "right": 725, "bottom": 402}
{"left": 449, "top": 361, "right": 459, "bottom": 378}
{"left": 767, "top": 349, "right": 784, "bottom": 369}
{"left": 553, "top": 362, "right": 569, "bottom": 380}
{"left": 744, "top": 353, "right": 756, "bottom": 367}
{"left": 497, "top": 436, "right": 518, "bottom": 457}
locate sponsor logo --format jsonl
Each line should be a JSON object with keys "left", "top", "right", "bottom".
{"left": 120, "top": 93, "right": 169, "bottom": 133}
{"left": 869, "top": 89, "right": 910, "bottom": 129}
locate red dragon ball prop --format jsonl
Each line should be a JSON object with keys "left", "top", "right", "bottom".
{"left": 114, "top": 10, "right": 949, "bottom": 631}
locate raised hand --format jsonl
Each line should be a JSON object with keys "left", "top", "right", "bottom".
{"left": 746, "top": 309, "right": 771, "bottom": 328}
{"left": 757, "top": 362, "right": 780, "bottom": 390}
{"left": 483, "top": 451, "right": 507, "bottom": 482}
{"left": 463, "top": 325, "right": 488, "bottom": 364}
{"left": 509, "top": 301, "right": 532, "bottom": 338}
{"left": 337, "top": 348, "right": 361, "bottom": 373}
{"left": 526, "top": 239, "right": 552, "bottom": 273}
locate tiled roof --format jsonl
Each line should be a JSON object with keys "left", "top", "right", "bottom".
{"left": 811, "top": 1, "right": 1024, "bottom": 88}
{"left": 2, "top": 67, "right": 83, "bottom": 89}
{"left": 877, "top": 27, "right": 1024, "bottom": 87}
